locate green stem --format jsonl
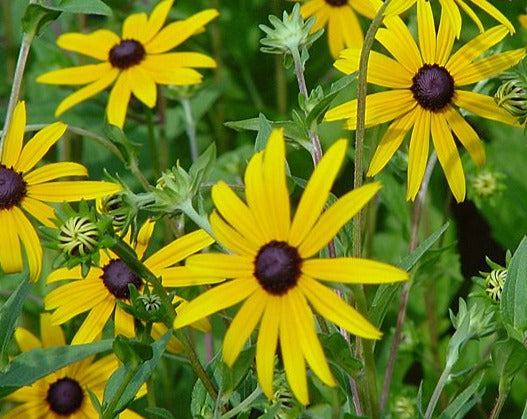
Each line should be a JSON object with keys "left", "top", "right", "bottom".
{"left": 145, "top": 108, "right": 160, "bottom": 175}
{"left": 350, "top": 2, "right": 391, "bottom": 417}
{"left": 181, "top": 98, "right": 199, "bottom": 162}
{"left": 424, "top": 362, "right": 452, "bottom": 419}
{"left": 102, "top": 366, "right": 136, "bottom": 419}
{"left": 220, "top": 387, "right": 262, "bottom": 419}
{"left": 0, "top": 30, "right": 34, "bottom": 154}
{"left": 179, "top": 199, "right": 214, "bottom": 237}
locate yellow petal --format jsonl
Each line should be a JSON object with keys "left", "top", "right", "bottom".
{"left": 144, "top": 52, "right": 216, "bottom": 69}
{"left": 289, "top": 139, "right": 346, "bottom": 247}
{"left": 46, "top": 265, "right": 85, "bottom": 283}
{"left": 406, "top": 109, "right": 430, "bottom": 201}
{"left": 20, "top": 197, "right": 56, "bottom": 227}
{"left": 145, "top": 229, "right": 214, "bottom": 271}
{"left": 24, "top": 162, "right": 87, "bottom": 185}
{"left": 0, "top": 210, "right": 23, "bottom": 275}
{"left": 114, "top": 304, "right": 135, "bottom": 338}
{"left": 327, "top": 6, "right": 362, "bottom": 58}
{"left": 122, "top": 12, "right": 148, "bottom": 42}
{"left": 1, "top": 101, "right": 25, "bottom": 167}
{"left": 40, "top": 313, "right": 66, "bottom": 348}
{"left": 144, "top": 0, "right": 175, "bottom": 44}
{"left": 134, "top": 219, "right": 156, "bottom": 259}
{"left": 435, "top": 3, "right": 457, "bottom": 64}
{"left": 367, "top": 109, "right": 417, "bottom": 176}
{"left": 71, "top": 297, "right": 115, "bottom": 344}
{"left": 384, "top": 0, "right": 415, "bottom": 16}
{"left": 430, "top": 112, "right": 465, "bottom": 202}
{"left": 107, "top": 72, "right": 132, "bottom": 128}
{"left": 351, "top": 0, "right": 382, "bottom": 19}
{"left": 128, "top": 66, "right": 157, "bottom": 108}
{"left": 438, "top": 0, "right": 462, "bottom": 38}
{"left": 140, "top": 56, "right": 204, "bottom": 85}
{"left": 57, "top": 30, "right": 120, "bottom": 61}
{"left": 279, "top": 295, "right": 309, "bottom": 405}
{"left": 160, "top": 266, "right": 226, "bottom": 287}
{"left": 444, "top": 105, "right": 485, "bottom": 166}
{"left": 377, "top": 17, "right": 422, "bottom": 73}
{"left": 14, "top": 327, "right": 41, "bottom": 352}
{"left": 210, "top": 211, "right": 258, "bottom": 256}
{"left": 453, "top": 90, "right": 521, "bottom": 126}
{"left": 298, "top": 182, "right": 381, "bottom": 258}
{"left": 37, "top": 63, "right": 114, "bottom": 85}
{"left": 299, "top": 275, "right": 381, "bottom": 338}
{"left": 185, "top": 253, "right": 254, "bottom": 278}
{"left": 256, "top": 296, "right": 280, "bottom": 400}
{"left": 12, "top": 207, "right": 42, "bottom": 282}
{"left": 222, "top": 291, "right": 266, "bottom": 366}
{"left": 27, "top": 181, "right": 121, "bottom": 202}
{"left": 417, "top": 0, "right": 436, "bottom": 63}
{"left": 455, "top": 0, "right": 484, "bottom": 32}
{"left": 173, "top": 278, "right": 259, "bottom": 328}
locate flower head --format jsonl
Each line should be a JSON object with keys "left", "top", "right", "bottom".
{"left": 294, "top": 0, "right": 382, "bottom": 57}
{"left": 37, "top": 0, "right": 218, "bottom": 128}
{"left": 173, "top": 129, "right": 408, "bottom": 404}
{"left": 3, "top": 313, "right": 142, "bottom": 419}
{"left": 45, "top": 220, "right": 214, "bottom": 351}
{"left": 0, "top": 102, "right": 121, "bottom": 281}
{"left": 385, "top": 0, "right": 514, "bottom": 38}
{"left": 325, "top": 1, "right": 526, "bottom": 202}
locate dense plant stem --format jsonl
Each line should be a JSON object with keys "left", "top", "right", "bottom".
{"left": 351, "top": 2, "right": 390, "bottom": 417}
{"left": 181, "top": 98, "right": 199, "bottom": 162}
{"left": 0, "top": 31, "right": 34, "bottom": 154}
{"left": 424, "top": 360, "right": 452, "bottom": 419}
{"left": 381, "top": 152, "right": 438, "bottom": 409}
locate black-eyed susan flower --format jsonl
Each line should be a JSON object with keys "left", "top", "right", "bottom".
{"left": 45, "top": 220, "right": 214, "bottom": 351}
{"left": 325, "top": 0, "right": 526, "bottom": 202}
{"left": 0, "top": 102, "right": 121, "bottom": 281}
{"left": 293, "top": 0, "right": 382, "bottom": 58}
{"left": 3, "top": 313, "right": 142, "bottom": 419}
{"left": 173, "top": 129, "right": 408, "bottom": 404}
{"left": 385, "top": 0, "right": 514, "bottom": 38}
{"left": 37, "top": 0, "right": 218, "bottom": 128}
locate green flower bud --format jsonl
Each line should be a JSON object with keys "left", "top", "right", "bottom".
{"left": 58, "top": 216, "right": 99, "bottom": 257}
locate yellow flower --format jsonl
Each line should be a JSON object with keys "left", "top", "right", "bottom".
{"left": 173, "top": 129, "right": 408, "bottom": 404}
{"left": 45, "top": 220, "right": 214, "bottom": 351}
{"left": 37, "top": 0, "right": 218, "bottom": 128}
{"left": 385, "top": 0, "right": 514, "bottom": 38}
{"left": 3, "top": 313, "right": 142, "bottom": 419}
{"left": 325, "top": 0, "right": 526, "bottom": 202}
{"left": 0, "top": 102, "right": 121, "bottom": 281}
{"left": 294, "top": 0, "right": 382, "bottom": 58}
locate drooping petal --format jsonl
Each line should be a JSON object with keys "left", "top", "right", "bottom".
{"left": 417, "top": 0, "right": 436, "bottom": 64}
{"left": 453, "top": 90, "right": 521, "bottom": 126}
{"left": 444, "top": 105, "right": 485, "bottom": 166}
{"left": 145, "top": 9, "right": 219, "bottom": 54}
{"left": 128, "top": 66, "right": 157, "bottom": 108}
{"left": 431, "top": 112, "right": 465, "bottom": 202}
{"left": 175, "top": 297, "right": 211, "bottom": 332}
{"left": 324, "top": 90, "right": 416, "bottom": 128}
{"left": 302, "top": 0, "right": 330, "bottom": 32}
{"left": 454, "top": 0, "right": 483, "bottom": 32}
{"left": 256, "top": 295, "right": 280, "bottom": 400}
{"left": 452, "top": 49, "right": 526, "bottom": 86}
{"left": 14, "top": 328, "right": 41, "bottom": 352}
{"left": 114, "top": 304, "right": 135, "bottom": 338}
{"left": 384, "top": 0, "right": 415, "bottom": 17}
{"left": 435, "top": 3, "right": 457, "bottom": 64}
{"left": 211, "top": 181, "right": 265, "bottom": 247}
{"left": 327, "top": 6, "right": 362, "bottom": 58}
{"left": 222, "top": 291, "right": 266, "bottom": 366}
{"left": 185, "top": 253, "right": 254, "bottom": 278}
{"left": 54, "top": 68, "right": 119, "bottom": 117}
{"left": 145, "top": 229, "right": 214, "bottom": 271}
{"left": 56, "top": 30, "right": 120, "bottom": 60}
{"left": 12, "top": 207, "right": 42, "bottom": 282}
{"left": 446, "top": 25, "right": 508, "bottom": 75}
{"left": 122, "top": 12, "right": 148, "bottom": 42}
{"left": 107, "top": 72, "right": 132, "bottom": 128}
{"left": 298, "top": 183, "right": 381, "bottom": 258}
{"left": 37, "top": 63, "right": 114, "bottom": 85}
{"left": 15, "top": 122, "right": 67, "bottom": 173}
{"left": 406, "top": 109, "right": 431, "bottom": 201}
{"left": 1, "top": 101, "right": 25, "bottom": 167}
{"left": 40, "top": 313, "right": 66, "bottom": 348}
{"left": 299, "top": 275, "right": 381, "bottom": 338}
{"left": 279, "top": 295, "right": 309, "bottom": 405}
{"left": 27, "top": 181, "right": 121, "bottom": 202}
{"left": 438, "top": 0, "right": 462, "bottom": 38}
{"left": 210, "top": 211, "right": 258, "bottom": 256}
{"left": 173, "top": 278, "right": 259, "bottom": 328}
{"left": 367, "top": 109, "right": 417, "bottom": 176}
{"left": 262, "top": 129, "right": 290, "bottom": 240}
{"left": 288, "top": 288, "right": 335, "bottom": 387}
{"left": 24, "top": 162, "right": 87, "bottom": 185}
{"left": 144, "top": 0, "right": 175, "bottom": 44}
{"left": 134, "top": 219, "right": 155, "bottom": 259}
{"left": 335, "top": 49, "right": 412, "bottom": 88}
{"left": 20, "top": 197, "right": 56, "bottom": 227}
{"left": 71, "top": 297, "right": 115, "bottom": 344}
{"left": 351, "top": 0, "right": 382, "bottom": 19}
{"left": 377, "top": 17, "right": 422, "bottom": 73}
{"left": 0, "top": 210, "right": 22, "bottom": 275}
{"left": 289, "top": 139, "right": 346, "bottom": 247}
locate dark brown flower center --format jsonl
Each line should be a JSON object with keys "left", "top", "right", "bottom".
{"left": 325, "top": 0, "right": 348, "bottom": 6}
{"left": 0, "top": 164, "right": 27, "bottom": 210}
{"left": 254, "top": 241, "right": 302, "bottom": 295}
{"left": 109, "top": 39, "right": 146, "bottom": 69}
{"left": 101, "top": 259, "right": 142, "bottom": 299}
{"left": 46, "top": 377, "right": 83, "bottom": 415}
{"left": 411, "top": 64, "right": 455, "bottom": 111}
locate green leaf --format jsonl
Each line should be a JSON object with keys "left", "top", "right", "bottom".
{"left": 221, "top": 347, "right": 256, "bottom": 394}
{"left": 225, "top": 115, "right": 308, "bottom": 143}
{"left": 254, "top": 113, "right": 273, "bottom": 152}
{"left": 501, "top": 236, "right": 527, "bottom": 333}
{"left": 56, "top": 0, "right": 112, "bottom": 15}
{"left": 21, "top": 4, "right": 61, "bottom": 37}
{"left": 319, "top": 332, "right": 362, "bottom": 378}
{"left": 102, "top": 332, "right": 171, "bottom": 416}
{"left": 145, "top": 406, "right": 176, "bottom": 419}
{"left": 190, "top": 142, "right": 216, "bottom": 193}
{"left": 493, "top": 338, "right": 527, "bottom": 391}
{"left": 437, "top": 372, "right": 484, "bottom": 419}
{"left": 369, "top": 223, "right": 449, "bottom": 326}
{"left": 113, "top": 336, "right": 154, "bottom": 367}
{"left": 0, "top": 279, "right": 31, "bottom": 366}
{"left": 0, "top": 340, "right": 113, "bottom": 398}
